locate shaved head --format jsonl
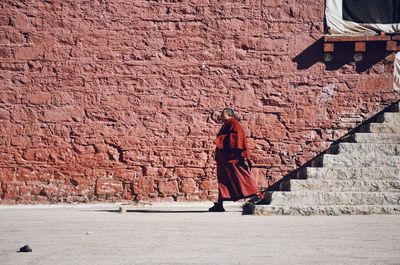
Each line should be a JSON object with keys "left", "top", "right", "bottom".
{"left": 223, "top": 108, "right": 235, "bottom": 118}
{"left": 220, "top": 107, "right": 236, "bottom": 122}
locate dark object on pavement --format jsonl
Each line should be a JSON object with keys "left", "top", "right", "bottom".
{"left": 242, "top": 194, "right": 267, "bottom": 215}
{"left": 208, "top": 203, "right": 225, "bottom": 212}
{"left": 19, "top": 245, "right": 32, "bottom": 252}
{"left": 242, "top": 202, "right": 256, "bottom": 215}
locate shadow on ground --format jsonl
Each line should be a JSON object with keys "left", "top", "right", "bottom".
{"left": 267, "top": 99, "right": 400, "bottom": 192}
{"left": 93, "top": 209, "right": 242, "bottom": 214}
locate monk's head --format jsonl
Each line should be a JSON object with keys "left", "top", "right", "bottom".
{"left": 221, "top": 108, "right": 235, "bottom": 122}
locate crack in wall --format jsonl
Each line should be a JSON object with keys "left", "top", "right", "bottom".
{"left": 106, "top": 143, "right": 126, "bottom": 163}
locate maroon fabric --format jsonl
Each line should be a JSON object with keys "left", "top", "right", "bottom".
{"left": 214, "top": 118, "right": 259, "bottom": 200}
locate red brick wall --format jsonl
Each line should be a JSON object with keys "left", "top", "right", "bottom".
{"left": 0, "top": 1, "right": 398, "bottom": 204}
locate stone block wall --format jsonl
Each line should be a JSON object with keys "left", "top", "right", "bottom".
{"left": 0, "top": 0, "right": 398, "bottom": 203}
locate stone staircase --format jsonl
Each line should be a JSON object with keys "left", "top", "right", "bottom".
{"left": 251, "top": 101, "right": 400, "bottom": 215}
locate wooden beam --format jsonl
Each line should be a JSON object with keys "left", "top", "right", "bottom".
{"left": 324, "top": 42, "right": 334, "bottom": 53}
{"left": 386, "top": 40, "right": 398, "bottom": 51}
{"left": 354, "top": 42, "right": 366, "bottom": 52}
{"left": 324, "top": 35, "right": 391, "bottom": 42}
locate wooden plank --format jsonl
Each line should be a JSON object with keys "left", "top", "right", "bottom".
{"left": 324, "top": 35, "right": 391, "bottom": 42}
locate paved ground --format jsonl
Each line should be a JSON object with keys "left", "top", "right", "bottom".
{"left": 1, "top": 202, "right": 400, "bottom": 265}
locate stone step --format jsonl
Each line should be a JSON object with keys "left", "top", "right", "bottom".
{"left": 264, "top": 191, "right": 400, "bottom": 206}
{"left": 328, "top": 143, "right": 400, "bottom": 156}
{"left": 352, "top": 133, "right": 400, "bottom": 143}
{"left": 299, "top": 167, "right": 400, "bottom": 180}
{"left": 376, "top": 112, "right": 400, "bottom": 123}
{"left": 367, "top": 123, "right": 400, "bottom": 133}
{"left": 251, "top": 205, "right": 400, "bottom": 216}
{"left": 318, "top": 154, "right": 400, "bottom": 167}
{"left": 281, "top": 179, "right": 400, "bottom": 192}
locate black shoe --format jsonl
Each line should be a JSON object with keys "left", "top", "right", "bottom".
{"left": 247, "top": 194, "right": 266, "bottom": 205}
{"left": 208, "top": 203, "right": 225, "bottom": 212}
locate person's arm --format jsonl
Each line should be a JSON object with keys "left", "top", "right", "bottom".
{"left": 214, "top": 121, "right": 235, "bottom": 150}
{"left": 214, "top": 134, "right": 228, "bottom": 150}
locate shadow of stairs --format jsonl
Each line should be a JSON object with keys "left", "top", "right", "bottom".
{"left": 249, "top": 100, "right": 400, "bottom": 216}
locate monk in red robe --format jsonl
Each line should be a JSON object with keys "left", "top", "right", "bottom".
{"left": 209, "top": 108, "right": 262, "bottom": 212}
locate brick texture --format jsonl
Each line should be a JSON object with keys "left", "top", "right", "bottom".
{"left": 0, "top": 1, "right": 399, "bottom": 204}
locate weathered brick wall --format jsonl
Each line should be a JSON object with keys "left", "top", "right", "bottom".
{"left": 0, "top": 0, "right": 398, "bottom": 204}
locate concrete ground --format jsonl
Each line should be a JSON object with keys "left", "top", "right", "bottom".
{"left": 1, "top": 202, "right": 400, "bottom": 265}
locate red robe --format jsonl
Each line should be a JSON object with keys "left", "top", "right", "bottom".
{"left": 214, "top": 118, "right": 259, "bottom": 201}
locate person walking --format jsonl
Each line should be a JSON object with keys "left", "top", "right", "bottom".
{"left": 209, "top": 108, "right": 263, "bottom": 212}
